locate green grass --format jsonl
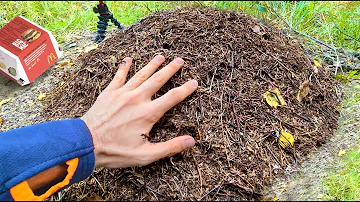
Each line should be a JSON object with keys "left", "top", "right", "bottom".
{"left": 321, "top": 81, "right": 360, "bottom": 201}
{"left": 0, "top": 1, "right": 359, "bottom": 50}
{"left": 323, "top": 147, "right": 360, "bottom": 200}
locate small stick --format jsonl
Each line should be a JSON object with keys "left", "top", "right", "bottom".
{"left": 93, "top": 176, "right": 105, "bottom": 194}
{"left": 136, "top": 179, "right": 166, "bottom": 198}
{"left": 198, "top": 183, "right": 222, "bottom": 201}
{"left": 231, "top": 99, "right": 242, "bottom": 136}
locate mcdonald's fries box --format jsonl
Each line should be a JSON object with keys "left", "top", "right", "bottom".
{"left": 0, "top": 16, "right": 62, "bottom": 86}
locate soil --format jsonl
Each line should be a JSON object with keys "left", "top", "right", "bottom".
{"left": 40, "top": 7, "right": 340, "bottom": 201}
{"left": 0, "top": 74, "right": 25, "bottom": 99}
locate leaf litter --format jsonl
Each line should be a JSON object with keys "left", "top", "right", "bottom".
{"left": 40, "top": 7, "right": 340, "bottom": 200}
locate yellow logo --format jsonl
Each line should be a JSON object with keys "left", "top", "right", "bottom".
{"left": 47, "top": 53, "right": 56, "bottom": 64}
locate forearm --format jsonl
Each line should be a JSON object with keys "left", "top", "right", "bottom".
{"left": 0, "top": 119, "right": 95, "bottom": 201}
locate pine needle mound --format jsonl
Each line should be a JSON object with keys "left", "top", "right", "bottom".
{"left": 43, "top": 7, "right": 340, "bottom": 200}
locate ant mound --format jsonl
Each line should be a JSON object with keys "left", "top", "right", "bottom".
{"left": 43, "top": 7, "right": 340, "bottom": 200}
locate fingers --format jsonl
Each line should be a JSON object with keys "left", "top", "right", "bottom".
{"left": 137, "top": 58, "right": 184, "bottom": 97}
{"left": 123, "top": 55, "right": 165, "bottom": 91}
{"left": 152, "top": 80, "right": 198, "bottom": 115}
{"left": 105, "top": 57, "right": 132, "bottom": 91}
{"left": 145, "top": 135, "right": 196, "bottom": 162}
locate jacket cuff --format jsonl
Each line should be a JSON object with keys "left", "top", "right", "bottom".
{"left": 0, "top": 118, "right": 95, "bottom": 201}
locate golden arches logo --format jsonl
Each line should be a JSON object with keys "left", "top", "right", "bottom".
{"left": 47, "top": 53, "right": 56, "bottom": 64}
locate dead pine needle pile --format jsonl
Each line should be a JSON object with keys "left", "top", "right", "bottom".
{"left": 42, "top": 7, "right": 340, "bottom": 201}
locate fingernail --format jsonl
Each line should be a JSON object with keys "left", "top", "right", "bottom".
{"left": 191, "top": 80, "right": 198, "bottom": 88}
{"left": 184, "top": 138, "right": 195, "bottom": 148}
{"left": 175, "top": 58, "right": 184, "bottom": 65}
{"left": 123, "top": 57, "right": 130, "bottom": 64}
{"left": 155, "top": 55, "right": 164, "bottom": 62}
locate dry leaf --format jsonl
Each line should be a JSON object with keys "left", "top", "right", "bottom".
{"left": 316, "top": 194, "right": 324, "bottom": 199}
{"left": 108, "top": 55, "right": 117, "bottom": 68}
{"left": 74, "top": 37, "right": 81, "bottom": 41}
{"left": 0, "top": 98, "right": 12, "bottom": 106}
{"left": 278, "top": 130, "right": 294, "bottom": 149}
{"left": 251, "top": 25, "right": 266, "bottom": 36}
{"left": 296, "top": 80, "right": 310, "bottom": 102}
{"left": 263, "top": 88, "right": 286, "bottom": 108}
{"left": 313, "top": 65, "right": 319, "bottom": 74}
{"left": 314, "top": 59, "right": 321, "bottom": 67}
{"left": 38, "top": 93, "right": 46, "bottom": 101}
{"left": 59, "top": 61, "right": 69, "bottom": 67}
{"left": 252, "top": 25, "right": 261, "bottom": 33}
{"left": 87, "top": 195, "right": 104, "bottom": 201}
{"left": 84, "top": 43, "right": 98, "bottom": 53}
{"left": 338, "top": 149, "right": 346, "bottom": 157}
{"left": 262, "top": 197, "right": 273, "bottom": 201}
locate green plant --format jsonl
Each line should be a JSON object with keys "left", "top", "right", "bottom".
{"left": 323, "top": 147, "right": 360, "bottom": 200}
{"left": 0, "top": 1, "right": 359, "bottom": 50}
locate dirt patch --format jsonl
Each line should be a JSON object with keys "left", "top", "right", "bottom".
{"left": 0, "top": 74, "right": 26, "bottom": 99}
{"left": 40, "top": 7, "right": 340, "bottom": 200}
{"left": 0, "top": 31, "right": 96, "bottom": 131}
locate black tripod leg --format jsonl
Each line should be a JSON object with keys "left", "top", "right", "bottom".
{"left": 108, "top": 13, "right": 124, "bottom": 30}
{"left": 94, "top": 15, "right": 110, "bottom": 43}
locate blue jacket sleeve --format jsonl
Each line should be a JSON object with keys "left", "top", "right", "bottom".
{"left": 0, "top": 118, "right": 95, "bottom": 200}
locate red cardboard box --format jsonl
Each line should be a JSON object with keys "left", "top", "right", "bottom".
{"left": 0, "top": 16, "right": 62, "bottom": 86}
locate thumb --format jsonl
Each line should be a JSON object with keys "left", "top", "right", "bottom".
{"left": 146, "top": 135, "right": 196, "bottom": 162}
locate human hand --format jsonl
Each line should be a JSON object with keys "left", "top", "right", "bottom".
{"left": 81, "top": 55, "right": 198, "bottom": 168}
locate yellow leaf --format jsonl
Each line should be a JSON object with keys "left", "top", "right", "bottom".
{"left": 0, "top": 117, "right": 3, "bottom": 125}
{"left": 314, "top": 60, "right": 321, "bottom": 67}
{"left": 38, "top": 93, "right": 46, "bottom": 101}
{"left": 263, "top": 88, "right": 286, "bottom": 108}
{"left": 338, "top": 149, "right": 346, "bottom": 157}
{"left": 347, "top": 60, "right": 352, "bottom": 65}
{"left": 59, "top": 61, "right": 69, "bottom": 67}
{"left": 296, "top": 80, "right": 310, "bottom": 102}
{"left": 316, "top": 194, "right": 324, "bottom": 199}
{"left": 69, "top": 63, "right": 75, "bottom": 67}
{"left": 109, "top": 55, "right": 117, "bottom": 64}
{"left": 274, "top": 197, "right": 279, "bottom": 201}
{"left": 278, "top": 130, "right": 294, "bottom": 149}
{"left": 0, "top": 98, "right": 12, "bottom": 106}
